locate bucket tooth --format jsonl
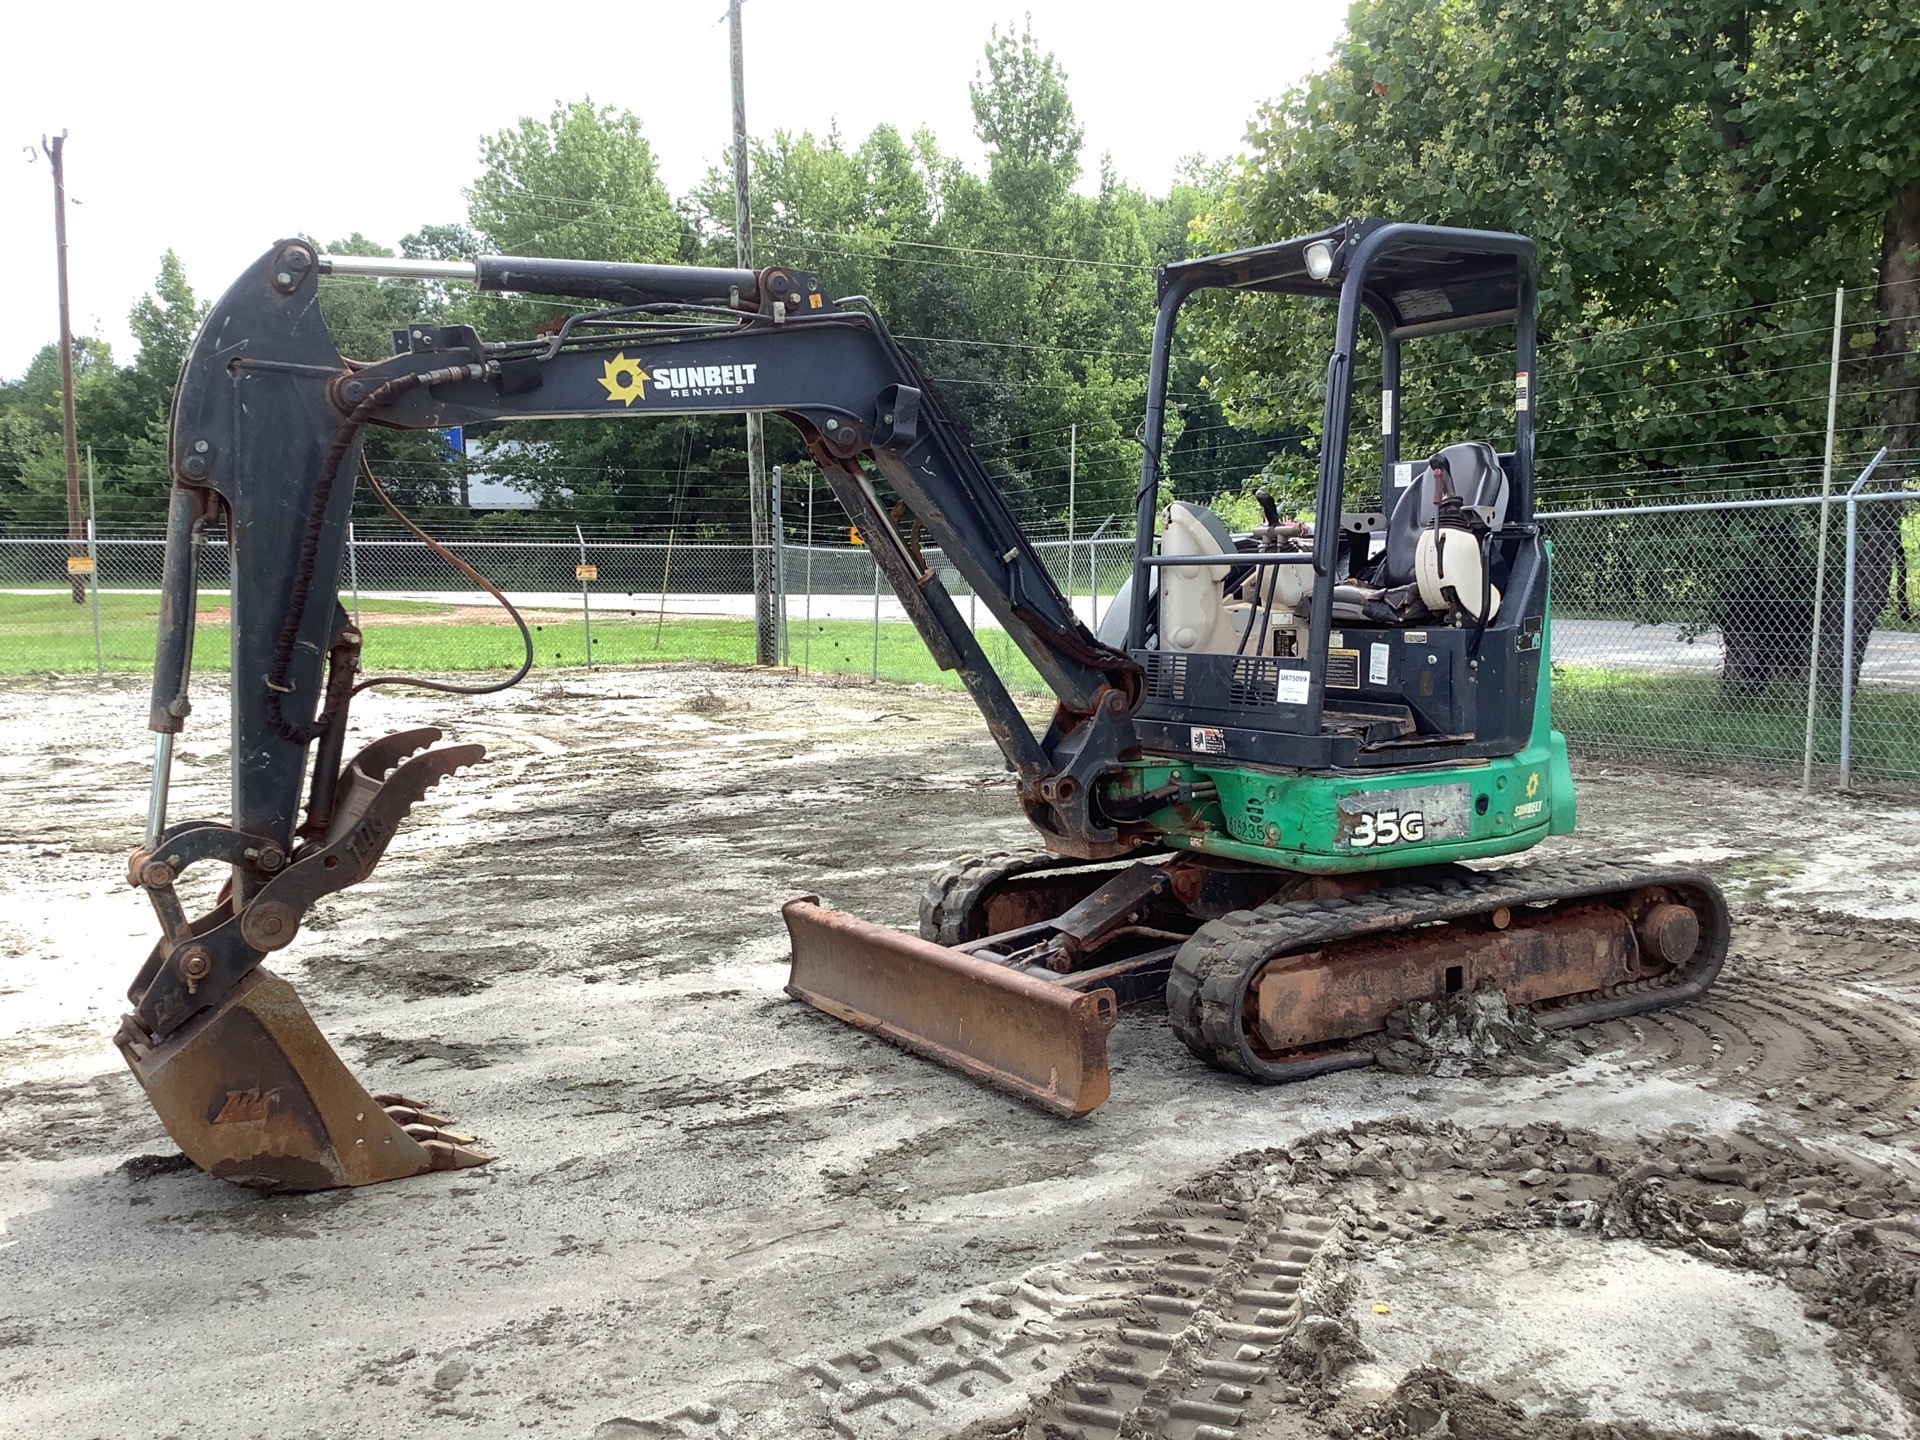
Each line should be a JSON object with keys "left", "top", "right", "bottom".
{"left": 782, "top": 896, "right": 1118, "bottom": 1117}
{"left": 117, "top": 967, "right": 492, "bottom": 1192}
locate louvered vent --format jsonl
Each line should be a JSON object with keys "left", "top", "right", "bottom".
{"left": 1144, "top": 652, "right": 1189, "bottom": 702}
{"left": 1229, "top": 656, "right": 1280, "bottom": 707}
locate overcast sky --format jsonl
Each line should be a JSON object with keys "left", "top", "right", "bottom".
{"left": 1, "top": 0, "right": 1347, "bottom": 377}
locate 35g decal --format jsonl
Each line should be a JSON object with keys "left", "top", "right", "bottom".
{"left": 1347, "top": 808, "right": 1427, "bottom": 848}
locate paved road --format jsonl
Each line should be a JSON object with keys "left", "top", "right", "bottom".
{"left": 1550, "top": 617, "right": 1920, "bottom": 689}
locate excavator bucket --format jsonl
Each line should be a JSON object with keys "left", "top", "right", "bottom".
{"left": 117, "top": 966, "right": 492, "bottom": 1193}
{"left": 782, "top": 897, "right": 1118, "bottom": 1117}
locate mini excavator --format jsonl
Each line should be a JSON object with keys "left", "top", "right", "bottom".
{"left": 121, "top": 220, "right": 1727, "bottom": 1190}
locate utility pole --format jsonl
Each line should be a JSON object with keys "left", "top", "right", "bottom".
{"left": 731, "top": 0, "right": 776, "bottom": 665}
{"left": 42, "top": 132, "right": 85, "bottom": 604}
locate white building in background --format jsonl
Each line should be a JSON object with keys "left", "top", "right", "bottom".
{"left": 455, "top": 433, "right": 563, "bottom": 514}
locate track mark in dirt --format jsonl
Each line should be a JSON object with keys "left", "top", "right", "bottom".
{"left": 1576, "top": 915, "right": 1920, "bottom": 1134}
{"left": 629, "top": 1116, "right": 1920, "bottom": 1440}
{"left": 0, "top": 1072, "right": 156, "bottom": 1163}
{"left": 1022, "top": 1202, "right": 1340, "bottom": 1440}
{"left": 318, "top": 941, "right": 539, "bottom": 1000}
{"left": 822, "top": 1127, "right": 1100, "bottom": 1204}
{"left": 344, "top": 1032, "right": 525, "bottom": 1070}
{"left": 618, "top": 1175, "right": 1344, "bottom": 1439}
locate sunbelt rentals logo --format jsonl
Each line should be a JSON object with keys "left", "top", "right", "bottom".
{"left": 599, "top": 353, "right": 759, "bottom": 406}
{"left": 1514, "top": 769, "right": 1545, "bottom": 820}
{"left": 598, "top": 354, "right": 651, "bottom": 405}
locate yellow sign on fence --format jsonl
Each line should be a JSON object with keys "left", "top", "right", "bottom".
{"left": 66, "top": 555, "right": 95, "bottom": 576}
{"left": 575, "top": 563, "right": 598, "bottom": 582}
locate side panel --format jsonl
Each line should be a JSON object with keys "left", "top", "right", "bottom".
{"left": 1120, "top": 535, "right": 1575, "bottom": 874}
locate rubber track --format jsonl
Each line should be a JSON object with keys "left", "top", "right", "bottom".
{"left": 919, "top": 849, "right": 1110, "bottom": 946}
{"left": 1167, "top": 858, "right": 1730, "bottom": 1081}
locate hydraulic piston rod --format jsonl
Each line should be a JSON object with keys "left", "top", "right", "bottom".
{"left": 318, "top": 253, "right": 766, "bottom": 308}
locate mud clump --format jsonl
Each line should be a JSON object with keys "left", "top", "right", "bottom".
{"left": 1365, "top": 1367, "right": 1767, "bottom": 1439}
{"left": 1244, "top": 1117, "right": 1920, "bottom": 1435}
{"left": 116, "top": 1151, "right": 197, "bottom": 1181}
{"left": 1361, "top": 989, "right": 1578, "bottom": 1077}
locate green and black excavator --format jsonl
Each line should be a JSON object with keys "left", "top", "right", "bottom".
{"left": 121, "top": 219, "right": 1727, "bottom": 1190}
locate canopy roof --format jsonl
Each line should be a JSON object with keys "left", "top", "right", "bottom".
{"left": 1165, "top": 220, "right": 1535, "bottom": 340}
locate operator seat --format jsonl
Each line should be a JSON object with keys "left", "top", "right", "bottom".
{"left": 1380, "top": 441, "right": 1509, "bottom": 588}
{"left": 1308, "top": 440, "right": 1511, "bottom": 625}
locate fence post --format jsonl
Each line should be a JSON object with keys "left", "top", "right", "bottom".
{"left": 1067, "top": 422, "right": 1077, "bottom": 610}
{"left": 575, "top": 524, "right": 594, "bottom": 669}
{"left": 1086, "top": 515, "right": 1116, "bottom": 632}
{"left": 1801, "top": 283, "right": 1846, "bottom": 789}
{"left": 771, "top": 464, "right": 788, "bottom": 665}
{"left": 871, "top": 551, "right": 881, "bottom": 682}
{"left": 803, "top": 473, "right": 813, "bottom": 674}
{"left": 1839, "top": 446, "right": 1891, "bottom": 789}
{"left": 346, "top": 521, "right": 361, "bottom": 627}
{"left": 654, "top": 527, "right": 677, "bottom": 650}
{"left": 85, "top": 445, "right": 102, "bottom": 676}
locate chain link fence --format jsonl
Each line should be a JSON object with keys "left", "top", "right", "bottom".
{"left": 5, "top": 472, "right": 1917, "bottom": 786}
{"left": 0, "top": 525, "right": 1134, "bottom": 696}
{"left": 1538, "top": 453, "right": 1920, "bottom": 786}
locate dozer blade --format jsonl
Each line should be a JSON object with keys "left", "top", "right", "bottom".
{"left": 783, "top": 896, "right": 1118, "bottom": 1117}
{"left": 117, "top": 966, "right": 492, "bottom": 1192}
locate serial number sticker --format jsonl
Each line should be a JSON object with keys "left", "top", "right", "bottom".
{"left": 1190, "top": 726, "right": 1227, "bottom": 755}
{"left": 1275, "top": 667, "right": 1311, "bottom": 706}
{"left": 1368, "top": 642, "right": 1390, "bottom": 685}
{"left": 1326, "top": 648, "right": 1361, "bottom": 690}
{"left": 1337, "top": 782, "right": 1473, "bottom": 850}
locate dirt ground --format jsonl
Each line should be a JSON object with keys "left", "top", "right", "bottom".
{"left": 3, "top": 665, "right": 1919, "bottom": 1440}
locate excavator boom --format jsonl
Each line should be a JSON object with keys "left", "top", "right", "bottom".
{"left": 125, "top": 240, "right": 1147, "bottom": 1188}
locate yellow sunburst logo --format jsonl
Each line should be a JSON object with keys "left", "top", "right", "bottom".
{"left": 1525, "top": 771, "right": 1540, "bottom": 799}
{"left": 598, "top": 353, "right": 650, "bottom": 406}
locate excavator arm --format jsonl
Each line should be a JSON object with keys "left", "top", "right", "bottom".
{"left": 122, "top": 240, "right": 1145, "bottom": 1188}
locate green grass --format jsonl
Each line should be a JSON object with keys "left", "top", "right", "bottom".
{"left": 3, "top": 590, "right": 237, "bottom": 675}
{"left": 1553, "top": 663, "right": 1920, "bottom": 780}
{"left": 8, "top": 590, "right": 1912, "bottom": 780}
{"left": 0, "top": 588, "right": 1050, "bottom": 696}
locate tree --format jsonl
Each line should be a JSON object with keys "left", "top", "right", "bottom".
{"left": 124, "top": 251, "right": 205, "bottom": 416}
{"left": 970, "top": 20, "right": 1083, "bottom": 246}
{"left": 459, "top": 100, "right": 738, "bottom": 534}
{"left": 1199, "top": 0, "right": 1920, "bottom": 687}
{"left": 470, "top": 99, "right": 685, "bottom": 264}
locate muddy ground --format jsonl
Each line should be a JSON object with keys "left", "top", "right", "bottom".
{"left": 2, "top": 665, "right": 1918, "bottom": 1440}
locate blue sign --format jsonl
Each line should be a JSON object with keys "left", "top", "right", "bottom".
{"left": 442, "top": 427, "right": 465, "bottom": 459}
